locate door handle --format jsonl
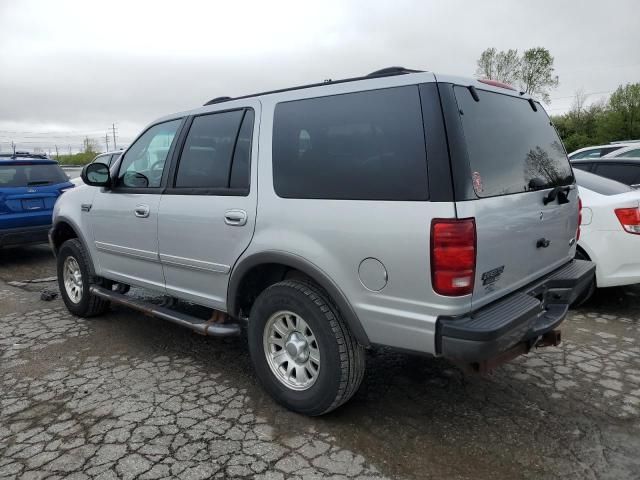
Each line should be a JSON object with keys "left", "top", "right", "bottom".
{"left": 134, "top": 204, "right": 150, "bottom": 218}
{"left": 224, "top": 209, "right": 247, "bottom": 226}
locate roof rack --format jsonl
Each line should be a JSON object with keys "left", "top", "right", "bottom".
{"left": 0, "top": 152, "right": 49, "bottom": 160}
{"left": 202, "top": 66, "right": 424, "bottom": 106}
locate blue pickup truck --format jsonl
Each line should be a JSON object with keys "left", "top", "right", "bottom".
{"left": 0, "top": 153, "right": 74, "bottom": 248}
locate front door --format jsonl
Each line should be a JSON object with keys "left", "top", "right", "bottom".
{"left": 91, "top": 118, "right": 183, "bottom": 291}
{"left": 158, "top": 106, "right": 259, "bottom": 310}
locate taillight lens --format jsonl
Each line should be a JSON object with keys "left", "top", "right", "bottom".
{"left": 431, "top": 218, "right": 476, "bottom": 296}
{"left": 615, "top": 207, "right": 640, "bottom": 234}
{"left": 577, "top": 197, "right": 582, "bottom": 241}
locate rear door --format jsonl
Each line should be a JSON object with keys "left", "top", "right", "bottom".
{"left": 157, "top": 104, "right": 259, "bottom": 310}
{"left": 448, "top": 85, "right": 578, "bottom": 309}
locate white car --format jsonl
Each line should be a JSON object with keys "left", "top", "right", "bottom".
{"left": 575, "top": 169, "right": 640, "bottom": 302}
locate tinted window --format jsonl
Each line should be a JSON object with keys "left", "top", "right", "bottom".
{"left": 175, "top": 110, "right": 244, "bottom": 188}
{"left": 574, "top": 169, "right": 631, "bottom": 195}
{"left": 229, "top": 110, "right": 254, "bottom": 190}
{"left": 455, "top": 87, "right": 573, "bottom": 197}
{"left": 615, "top": 148, "right": 640, "bottom": 158}
{"left": 272, "top": 86, "right": 428, "bottom": 200}
{"left": 594, "top": 163, "right": 640, "bottom": 186}
{"left": 0, "top": 164, "right": 68, "bottom": 187}
{"left": 93, "top": 154, "right": 110, "bottom": 165}
{"left": 117, "top": 119, "right": 181, "bottom": 188}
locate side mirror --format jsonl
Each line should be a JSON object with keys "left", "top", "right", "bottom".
{"left": 81, "top": 162, "right": 111, "bottom": 187}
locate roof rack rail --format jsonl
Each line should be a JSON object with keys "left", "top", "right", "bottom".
{"left": 204, "top": 96, "right": 233, "bottom": 106}
{"left": 366, "top": 66, "right": 423, "bottom": 77}
{"left": 202, "top": 67, "right": 423, "bottom": 107}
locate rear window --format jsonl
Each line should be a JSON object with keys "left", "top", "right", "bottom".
{"left": 0, "top": 163, "right": 68, "bottom": 187}
{"left": 454, "top": 87, "right": 574, "bottom": 197}
{"left": 594, "top": 162, "right": 640, "bottom": 186}
{"left": 574, "top": 169, "right": 632, "bottom": 195}
{"left": 272, "top": 86, "right": 428, "bottom": 200}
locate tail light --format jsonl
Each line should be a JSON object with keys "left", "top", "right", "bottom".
{"left": 577, "top": 197, "right": 582, "bottom": 241}
{"left": 615, "top": 207, "right": 640, "bottom": 234}
{"left": 431, "top": 218, "right": 476, "bottom": 296}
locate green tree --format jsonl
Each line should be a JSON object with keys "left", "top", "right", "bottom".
{"left": 475, "top": 46, "right": 559, "bottom": 103}
{"left": 475, "top": 48, "right": 521, "bottom": 85}
{"left": 607, "top": 83, "right": 640, "bottom": 139}
{"left": 518, "top": 47, "right": 559, "bottom": 104}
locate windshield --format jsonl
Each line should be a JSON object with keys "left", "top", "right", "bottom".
{"left": 0, "top": 163, "right": 69, "bottom": 187}
{"left": 454, "top": 87, "right": 574, "bottom": 197}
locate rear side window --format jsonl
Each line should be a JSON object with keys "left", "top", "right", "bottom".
{"left": 571, "top": 163, "right": 593, "bottom": 172}
{"left": 0, "top": 164, "right": 68, "bottom": 187}
{"left": 574, "top": 169, "right": 631, "bottom": 195}
{"left": 272, "top": 86, "right": 428, "bottom": 200}
{"left": 175, "top": 110, "right": 244, "bottom": 188}
{"left": 454, "top": 87, "right": 574, "bottom": 197}
{"left": 594, "top": 163, "right": 640, "bottom": 186}
{"left": 615, "top": 148, "right": 640, "bottom": 158}
{"left": 229, "top": 110, "right": 254, "bottom": 189}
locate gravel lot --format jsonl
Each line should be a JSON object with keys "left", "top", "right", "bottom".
{"left": 1, "top": 245, "right": 639, "bottom": 479}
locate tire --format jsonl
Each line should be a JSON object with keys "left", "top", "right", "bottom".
{"left": 571, "top": 249, "right": 596, "bottom": 308}
{"left": 248, "top": 280, "right": 366, "bottom": 416}
{"left": 57, "top": 238, "right": 110, "bottom": 317}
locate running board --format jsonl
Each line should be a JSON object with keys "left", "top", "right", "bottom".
{"left": 89, "top": 285, "right": 241, "bottom": 337}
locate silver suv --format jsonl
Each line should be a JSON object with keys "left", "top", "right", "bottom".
{"left": 50, "top": 67, "right": 595, "bottom": 415}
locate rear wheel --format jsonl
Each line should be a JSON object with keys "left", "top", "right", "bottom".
{"left": 571, "top": 249, "right": 596, "bottom": 308}
{"left": 248, "top": 280, "right": 365, "bottom": 415}
{"left": 57, "top": 239, "right": 110, "bottom": 317}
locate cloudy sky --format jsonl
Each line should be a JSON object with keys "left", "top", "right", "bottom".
{"left": 1, "top": 0, "right": 638, "bottom": 154}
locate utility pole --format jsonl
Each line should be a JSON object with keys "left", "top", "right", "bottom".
{"left": 11, "top": 141, "right": 16, "bottom": 155}
{"left": 55, "top": 145, "right": 59, "bottom": 159}
{"left": 112, "top": 123, "right": 117, "bottom": 150}
{"left": 68, "top": 145, "right": 72, "bottom": 155}
{"left": 105, "top": 132, "right": 110, "bottom": 151}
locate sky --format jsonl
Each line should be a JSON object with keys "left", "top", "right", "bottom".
{"left": 1, "top": 0, "right": 639, "bottom": 154}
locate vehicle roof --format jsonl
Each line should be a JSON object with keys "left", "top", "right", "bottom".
{"left": 568, "top": 144, "right": 632, "bottom": 156}
{"left": 94, "top": 151, "right": 123, "bottom": 156}
{"left": 149, "top": 68, "right": 535, "bottom": 127}
{"left": 571, "top": 157, "right": 640, "bottom": 164}
{"left": 0, "top": 157, "right": 58, "bottom": 165}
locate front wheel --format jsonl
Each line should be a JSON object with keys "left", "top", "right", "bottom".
{"left": 248, "top": 280, "right": 366, "bottom": 416}
{"left": 57, "top": 239, "right": 110, "bottom": 317}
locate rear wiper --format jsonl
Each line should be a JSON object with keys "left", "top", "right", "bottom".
{"left": 543, "top": 185, "right": 571, "bottom": 205}
{"left": 27, "top": 181, "right": 50, "bottom": 186}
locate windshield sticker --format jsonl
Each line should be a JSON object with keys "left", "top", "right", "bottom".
{"left": 472, "top": 171, "right": 484, "bottom": 193}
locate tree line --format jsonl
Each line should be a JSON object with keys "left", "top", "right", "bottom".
{"left": 476, "top": 47, "right": 640, "bottom": 153}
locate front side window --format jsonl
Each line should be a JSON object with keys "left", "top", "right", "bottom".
{"left": 455, "top": 87, "right": 574, "bottom": 197}
{"left": 272, "top": 86, "right": 428, "bottom": 200}
{"left": 116, "top": 119, "right": 181, "bottom": 188}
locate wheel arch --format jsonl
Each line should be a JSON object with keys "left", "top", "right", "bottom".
{"left": 228, "top": 251, "right": 370, "bottom": 346}
{"left": 50, "top": 217, "right": 97, "bottom": 275}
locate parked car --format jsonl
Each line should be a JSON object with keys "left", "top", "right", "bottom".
{"left": 571, "top": 157, "right": 640, "bottom": 188}
{"left": 70, "top": 151, "right": 122, "bottom": 185}
{"left": 573, "top": 169, "right": 640, "bottom": 304}
{"left": 0, "top": 153, "right": 74, "bottom": 248}
{"left": 49, "top": 67, "right": 594, "bottom": 415}
{"left": 568, "top": 143, "right": 635, "bottom": 160}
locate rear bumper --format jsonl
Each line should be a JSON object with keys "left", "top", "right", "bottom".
{"left": 436, "top": 259, "right": 595, "bottom": 364}
{"left": 0, "top": 224, "right": 51, "bottom": 248}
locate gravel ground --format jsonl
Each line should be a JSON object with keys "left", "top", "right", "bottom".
{"left": 1, "top": 245, "right": 639, "bottom": 479}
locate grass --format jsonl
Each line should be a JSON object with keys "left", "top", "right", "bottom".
{"left": 56, "top": 152, "right": 97, "bottom": 166}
